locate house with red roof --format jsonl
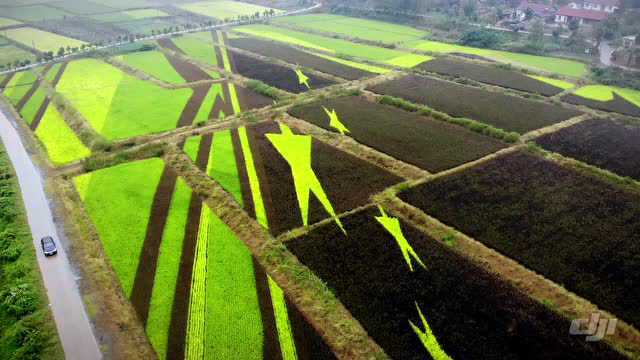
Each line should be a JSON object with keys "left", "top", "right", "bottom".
{"left": 554, "top": 0, "right": 619, "bottom": 25}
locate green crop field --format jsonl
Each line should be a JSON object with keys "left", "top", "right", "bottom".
{"left": 2, "top": 70, "right": 37, "bottom": 106}
{"left": 178, "top": 0, "right": 280, "bottom": 21}
{"left": 2, "top": 27, "right": 86, "bottom": 53}
{"left": 55, "top": 59, "right": 192, "bottom": 140}
{"left": 116, "top": 51, "right": 185, "bottom": 84}
{"left": 0, "top": 4, "right": 72, "bottom": 22}
{"left": 74, "top": 158, "right": 165, "bottom": 296}
{"left": 234, "top": 25, "right": 430, "bottom": 68}
{"left": 172, "top": 32, "right": 220, "bottom": 67}
{"left": 272, "top": 14, "right": 428, "bottom": 44}
{"left": 91, "top": 9, "right": 170, "bottom": 22}
{"left": 0, "top": 45, "right": 36, "bottom": 68}
{"left": 407, "top": 40, "right": 587, "bottom": 77}
{"left": 573, "top": 85, "right": 640, "bottom": 106}
{"left": 0, "top": 17, "right": 20, "bottom": 27}
{"left": 35, "top": 105, "right": 91, "bottom": 165}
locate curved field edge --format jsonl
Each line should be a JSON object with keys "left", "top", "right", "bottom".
{"left": 0, "top": 143, "right": 63, "bottom": 359}
{"left": 573, "top": 85, "right": 640, "bottom": 107}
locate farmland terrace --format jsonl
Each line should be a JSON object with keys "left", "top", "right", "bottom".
{"left": 0, "top": 6, "right": 640, "bottom": 360}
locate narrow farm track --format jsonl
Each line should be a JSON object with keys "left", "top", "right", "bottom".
{"left": 0, "top": 105, "right": 102, "bottom": 360}
{"left": 130, "top": 166, "right": 179, "bottom": 325}
{"left": 166, "top": 134, "right": 212, "bottom": 360}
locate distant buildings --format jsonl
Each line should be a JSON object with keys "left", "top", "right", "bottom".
{"left": 554, "top": 0, "right": 619, "bottom": 25}
{"left": 513, "top": 0, "right": 556, "bottom": 21}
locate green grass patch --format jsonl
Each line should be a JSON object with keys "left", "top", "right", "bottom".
{"left": 147, "top": 178, "right": 191, "bottom": 360}
{"left": 574, "top": 85, "right": 640, "bottom": 107}
{"left": 408, "top": 40, "right": 587, "bottom": 78}
{"left": 528, "top": 75, "right": 574, "bottom": 90}
{"left": 178, "top": 0, "right": 279, "bottom": 20}
{"left": 0, "top": 17, "right": 20, "bottom": 27}
{"left": 35, "top": 104, "right": 91, "bottom": 165}
{"left": 73, "top": 158, "right": 165, "bottom": 296}
{"left": 116, "top": 51, "right": 185, "bottom": 84}
{"left": 208, "top": 130, "right": 243, "bottom": 203}
{"left": 312, "top": 52, "right": 390, "bottom": 74}
{"left": 0, "top": 45, "right": 36, "bottom": 69}
{"left": 2, "top": 27, "right": 85, "bottom": 53}
{"left": 234, "top": 25, "right": 429, "bottom": 68}
{"left": 272, "top": 14, "right": 427, "bottom": 44}
{"left": 238, "top": 126, "right": 268, "bottom": 226}
{"left": 91, "top": 8, "right": 169, "bottom": 22}
{"left": 56, "top": 59, "right": 192, "bottom": 140}
{"left": 172, "top": 34, "right": 219, "bottom": 70}
{"left": 2, "top": 70, "right": 37, "bottom": 106}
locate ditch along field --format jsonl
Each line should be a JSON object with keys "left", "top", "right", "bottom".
{"left": 399, "top": 150, "right": 640, "bottom": 330}
{"left": 418, "top": 57, "right": 574, "bottom": 96}
{"left": 536, "top": 117, "right": 640, "bottom": 181}
{"left": 368, "top": 74, "right": 582, "bottom": 134}
{"left": 285, "top": 207, "right": 625, "bottom": 360}
{"left": 563, "top": 85, "right": 640, "bottom": 117}
{"left": 288, "top": 96, "right": 507, "bottom": 173}
{"left": 73, "top": 156, "right": 335, "bottom": 360}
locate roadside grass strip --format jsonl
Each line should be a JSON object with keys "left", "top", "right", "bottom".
{"left": 56, "top": 59, "right": 192, "bottom": 140}
{"left": 407, "top": 40, "right": 587, "bottom": 78}
{"left": 172, "top": 33, "right": 220, "bottom": 69}
{"left": 178, "top": 0, "right": 280, "bottom": 20}
{"left": 2, "top": 27, "right": 86, "bottom": 53}
{"left": 2, "top": 70, "right": 37, "bottom": 106}
{"left": 272, "top": 14, "right": 427, "bottom": 45}
{"left": 34, "top": 105, "right": 90, "bottom": 165}
{"left": 73, "top": 158, "right": 165, "bottom": 296}
{"left": 194, "top": 84, "right": 224, "bottom": 123}
{"left": 117, "top": 51, "right": 186, "bottom": 84}
{"left": 233, "top": 25, "right": 430, "bottom": 68}
{"left": 527, "top": 75, "right": 574, "bottom": 90}
{"left": 147, "top": 178, "right": 192, "bottom": 360}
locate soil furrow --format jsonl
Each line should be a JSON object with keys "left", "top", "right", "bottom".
{"left": 158, "top": 38, "right": 212, "bottom": 82}
{"left": 208, "top": 83, "right": 234, "bottom": 120}
{"left": 130, "top": 166, "right": 179, "bottom": 325}
{"left": 166, "top": 134, "right": 212, "bottom": 360}
{"left": 252, "top": 258, "right": 283, "bottom": 360}
{"left": 231, "top": 129, "right": 256, "bottom": 217}
{"left": 31, "top": 62, "right": 68, "bottom": 131}
{"left": 178, "top": 85, "right": 210, "bottom": 127}
{"left": 0, "top": 72, "right": 14, "bottom": 89}
{"left": 15, "top": 65, "right": 51, "bottom": 112}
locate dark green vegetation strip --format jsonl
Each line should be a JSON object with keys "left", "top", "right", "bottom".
{"left": 246, "top": 122, "right": 401, "bottom": 235}
{"left": 562, "top": 93, "right": 640, "bottom": 117}
{"left": 368, "top": 75, "right": 581, "bottom": 134}
{"left": 229, "top": 37, "right": 373, "bottom": 81}
{"left": 289, "top": 96, "right": 507, "bottom": 172}
{"left": 399, "top": 150, "right": 640, "bottom": 329}
{"left": 227, "top": 50, "right": 336, "bottom": 94}
{"left": 0, "top": 145, "right": 62, "bottom": 359}
{"left": 536, "top": 118, "right": 640, "bottom": 181}
{"left": 287, "top": 208, "right": 624, "bottom": 359}
{"left": 418, "top": 57, "right": 565, "bottom": 96}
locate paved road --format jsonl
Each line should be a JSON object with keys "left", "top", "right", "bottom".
{"left": 0, "top": 106, "right": 102, "bottom": 360}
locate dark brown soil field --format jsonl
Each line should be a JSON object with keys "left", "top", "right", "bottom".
{"left": 536, "top": 118, "right": 640, "bottom": 181}
{"left": 288, "top": 96, "right": 507, "bottom": 172}
{"left": 562, "top": 93, "right": 640, "bottom": 117}
{"left": 246, "top": 122, "right": 402, "bottom": 235}
{"left": 235, "top": 84, "right": 273, "bottom": 110}
{"left": 158, "top": 38, "right": 213, "bottom": 82}
{"left": 286, "top": 208, "right": 624, "bottom": 360}
{"left": 368, "top": 75, "right": 582, "bottom": 133}
{"left": 227, "top": 50, "right": 336, "bottom": 93}
{"left": 229, "top": 37, "right": 373, "bottom": 80}
{"left": 399, "top": 150, "right": 640, "bottom": 329}
{"left": 418, "top": 57, "right": 565, "bottom": 96}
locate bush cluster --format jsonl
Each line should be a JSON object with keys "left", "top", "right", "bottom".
{"left": 246, "top": 79, "right": 282, "bottom": 100}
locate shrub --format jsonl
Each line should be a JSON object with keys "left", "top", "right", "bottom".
{"left": 246, "top": 79, "right": 281, "bottom": 100}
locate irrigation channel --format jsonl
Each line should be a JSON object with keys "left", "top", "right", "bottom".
{"left": 0, "top": 104, "right": 102, "bottom": 360}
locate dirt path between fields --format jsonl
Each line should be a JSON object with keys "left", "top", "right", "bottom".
{"left": 31, "top": 62, "right": 67, "bottom": 131}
